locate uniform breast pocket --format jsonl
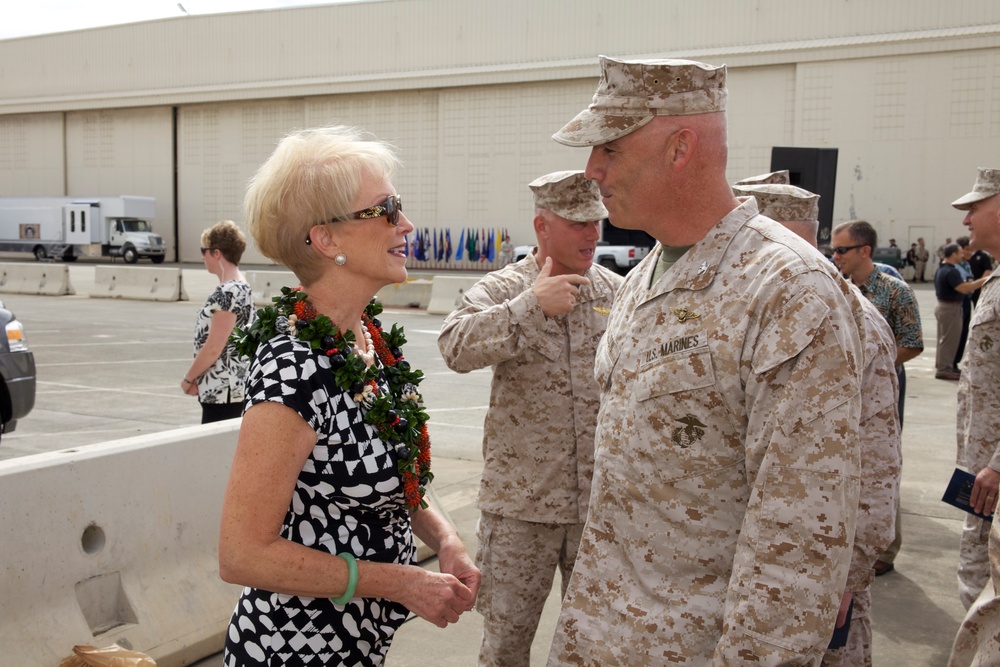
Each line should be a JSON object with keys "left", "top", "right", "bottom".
{"left": 971, "top": 306, "right": 999, "bottom": 355}
{"left": 635, "top": 347, "right": 742, "bottom": 478}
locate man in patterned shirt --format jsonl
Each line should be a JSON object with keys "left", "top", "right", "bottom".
{"left": 830, "top": 220, "right": 923, "bottom": 578}
{"left": 951, "top": 167, "right": 1000, "bottom": 610}
{"left": 546, "top": 55, "right": 866, "bottom": 665}
{"left": 437, "top": 170, "right": 622, "bottom": 666}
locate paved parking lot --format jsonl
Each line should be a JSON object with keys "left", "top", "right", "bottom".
{"left": 0, "top": 260, "right": 975, "bottom": 665}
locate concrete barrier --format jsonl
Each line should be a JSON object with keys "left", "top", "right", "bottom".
{"left": 0, "top": 421, "right": 453, "bottom": 666}
{"left": 91, "top": 266, "right": 188, "bottom": 302}
{"left": 0, "top": 262, "right": 75, "bottom": 296}
{"left": 426, "top": 275, "right": 483, "bottom": 315}
{"left": 245, "top": 269, "right": 296, "bottom": 307}
{"left": 248, "top": 272, "right": 432, "bottom": 309}
{"left": 0, "top": 422, "right": 242, "bottom": 667}
{"left": 377, "top": 279, "right": 432, "bottom": 309}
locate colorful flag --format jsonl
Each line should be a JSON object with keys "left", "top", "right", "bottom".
{"left": 456, "top": 228, "right": 464, "bottom": 261}
{"left": 445, "top": 229, "right": 453, "bottom": 261}
{"left": 487, "top": 229, "right": 495, "bottom": 262}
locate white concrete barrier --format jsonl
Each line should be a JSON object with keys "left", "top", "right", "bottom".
{"left": 91, "top": 266, "right": 189, "bottom": 302}
{"left": 248, "top": 272, "right": 433, "bottom": 310}
{"left": 426, "top": 275, "right": 483, "bottom": 315}
{"left": 0, "top": 262, "right": 75, "bottom": 296}
{"left": 245, "top": 269, "right": 297, "bottom": 307}
{"left": 377, "top": 278, "right": 432, "bottom": 309}
{"left": 0, "top": 422, "right": 242, "bottom": 667}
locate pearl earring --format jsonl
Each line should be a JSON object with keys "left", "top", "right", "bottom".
{"left": 335, "top": 254, "right": 347, "bottom": 266}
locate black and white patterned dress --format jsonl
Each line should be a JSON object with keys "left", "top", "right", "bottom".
{"left": 224, "top": 334, "right": 414, "bottom": 667}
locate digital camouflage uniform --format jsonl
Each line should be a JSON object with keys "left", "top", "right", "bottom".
{"left": 822, "top": 301, "right": 900, "bottom": 667}
{"left": 949, "top": 518, "right": 1000, "bottom": 666}
{"left": 547, "top": 198, "right": 866, "bottom": 665}
{"left": 438, "top": 170, "right": 623, "bottom": 667}
{"left": 957, "top": 274, "right": 1000, "bottom": 609}
{"left": 732, "top": 183, "right": 902, "bottom": 666}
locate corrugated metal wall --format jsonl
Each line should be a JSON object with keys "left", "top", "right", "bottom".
{"left": 0, "top": 0, "right": 998, "bottom": 264}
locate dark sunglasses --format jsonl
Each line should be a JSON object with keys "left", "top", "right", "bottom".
{"left": 306, "top": 195, "right": 402, "bottom": 245}
{"left": 831, "top": 244, "right": 867, "bottom": 255}
{"left": 200, "top": 247, "right": 215, "bottom": 255}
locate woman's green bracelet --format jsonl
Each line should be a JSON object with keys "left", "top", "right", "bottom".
{"left": 332, "top": 552, "right": 358, "bottom": 605}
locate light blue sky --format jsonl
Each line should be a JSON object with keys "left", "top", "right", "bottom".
{"left": 0, "top": 0, "right": 349, "bottom": 40}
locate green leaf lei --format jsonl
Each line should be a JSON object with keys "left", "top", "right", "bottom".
{"left": 231, "top": 286, "right": 432, "bottom": 510}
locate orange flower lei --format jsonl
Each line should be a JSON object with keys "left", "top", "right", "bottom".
{"left": 232, "top": 287, "right": 433, "bottom": 510}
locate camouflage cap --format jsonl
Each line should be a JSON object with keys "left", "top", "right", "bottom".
{"left": 952, "top": 167, "right": 1000, "bottom": 210}
{"left": 529, "top": 170, "right": 608, "bottom": 222}
{"left": 733, "top": 183, "right": 820, "bottom": 222}
{"left": 553, "top": 55, "right": 728, "bottom": 148}
{"left": 735, "top": 170, "right": 790, "bottom": 186}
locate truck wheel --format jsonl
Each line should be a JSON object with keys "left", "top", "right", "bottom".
{"left": 123, "top": 246, "right": 139, "bottom": 264}
{"left": 150, "top": 255, "right": 165, "bottom": 264}
{"left": 599, "top": 257, "right": 618, "bottom": 273}
{"left": 33, "top": 246, "right": 47, "bottom": 261}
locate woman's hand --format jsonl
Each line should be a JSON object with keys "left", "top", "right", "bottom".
{"left": 436, "top": 536, "right": 481, "bottom": 613}
{"left": 181, "top": 378, "right": 198, "bottom": 395}
{"left": 397, "top": 566, "right": 476, "bottom": 628}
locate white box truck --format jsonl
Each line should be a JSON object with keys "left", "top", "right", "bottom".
{"left": 0, "top": 196, "right": 166, "bottom": 263}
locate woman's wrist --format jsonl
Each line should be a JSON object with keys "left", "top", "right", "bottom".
{"left": 183, "top": 376, "right": 195, "bottom": 385}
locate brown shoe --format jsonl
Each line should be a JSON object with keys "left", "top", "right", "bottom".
{"left": 874, "top": 561, "right": 895, "bottom": 576}
{"left": 936, "top": 370, "right": 961, "bottom": 381}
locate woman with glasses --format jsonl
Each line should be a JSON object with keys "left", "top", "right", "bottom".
{"left": 219, "top": 126, "right": 479, "bottom": 667}
{"left": 180, "top": 219, "right": 253, "bottom": 424}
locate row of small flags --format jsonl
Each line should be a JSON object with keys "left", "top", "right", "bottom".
{"left": 408, "top": 227, "right": 510, "bottom": 262}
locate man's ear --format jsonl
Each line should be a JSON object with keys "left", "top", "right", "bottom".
{"left": 668, "top": 128, "right": 698, "bottom": 171}
{"left": 533, "top": 213, "right": 548, "bottom": 241}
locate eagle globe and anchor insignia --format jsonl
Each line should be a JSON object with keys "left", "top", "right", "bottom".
{"left": 672, "top": 413, "right": 707, "bottom": 448}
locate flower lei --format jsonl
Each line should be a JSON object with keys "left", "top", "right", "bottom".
{"left": 231, "top": 286, "right": 432, "bottom": 510}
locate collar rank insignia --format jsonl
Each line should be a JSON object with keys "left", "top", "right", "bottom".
{"left": 697, "top": 261, "right": 709, "bottom": 275}
{"left": 670, "top": 307, "right": 701, "bottom": 323}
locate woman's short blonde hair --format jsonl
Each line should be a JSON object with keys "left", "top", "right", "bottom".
{"left": 200, "top": 220, "right": 247, "bottom": 265}
{"left": 244, "top": 126, "right": 401, "bottom": 285}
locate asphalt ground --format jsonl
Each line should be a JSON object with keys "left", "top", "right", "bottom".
{"left": 0, "top": 260, "right": 972, "bottom": 666}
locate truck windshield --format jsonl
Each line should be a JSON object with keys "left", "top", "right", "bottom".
{"left": 120, "top": 220, "right": 151, "bottom": 233}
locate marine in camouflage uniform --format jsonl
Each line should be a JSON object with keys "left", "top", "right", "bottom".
{"left": 952, "top": 168, "right": 1000, "bottom": 610}
{"left": 437, "top": 171, "right": 623, "bottom": 667}
{"left": 949, "top": 519, "right": 1000, "bottom": 666}
{"left": 734, "top": 183, "right": 902, "bottom": 667}
{"left": 545, "top": 56, "right": 867, "bottom": 665}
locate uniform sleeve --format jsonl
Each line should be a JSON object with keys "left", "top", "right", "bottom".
{"left": 437, "top": 270, "right": 565, "bottom": 373}
{"left": 845, "top": 315, "right": 901, "bottom": 591}
{"left": 715, "top": 280, "right": 864, "bottom": 664}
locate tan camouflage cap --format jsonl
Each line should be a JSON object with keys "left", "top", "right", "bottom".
{"left": 553, "top": 55, "right": 728, "bottom": 148}
{"left": 952, "top": 167, "right": 1000, "bottom": 210}
{"left": 735, "top": 170, "right": 790, "bottom": 186}
{"left": 733, "top": 183, "right": 820, "bottom": 222}
{"left": 529, "top": 170, "right": 608, "bottom": 222}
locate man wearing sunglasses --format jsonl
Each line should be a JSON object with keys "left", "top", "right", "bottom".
{"left": 437, "top": 171, "right": 622, "bottom": 667}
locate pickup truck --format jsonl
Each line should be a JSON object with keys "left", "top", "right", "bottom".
{"left": 513, "top": 241, "right": 650, "bottom": 275}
